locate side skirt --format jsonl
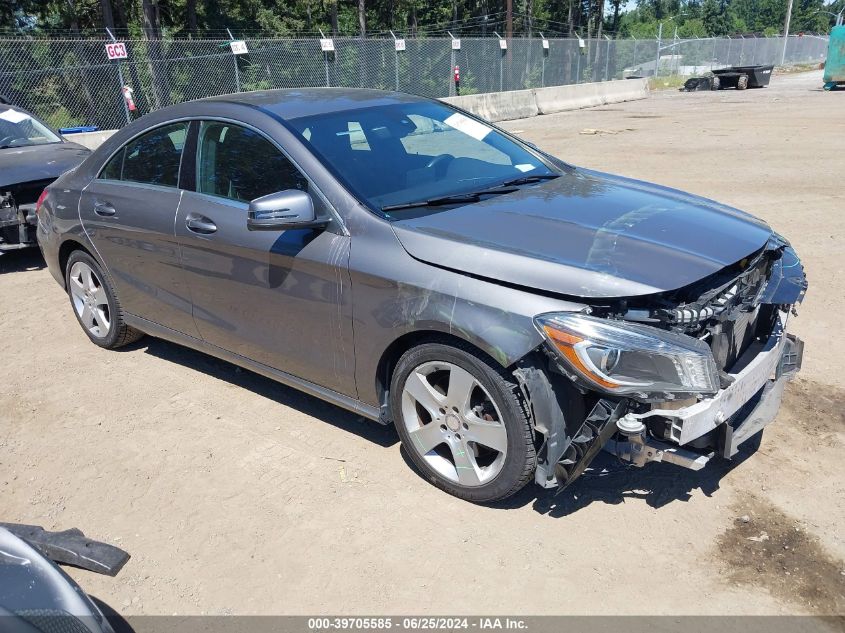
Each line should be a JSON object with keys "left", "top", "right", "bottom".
{"left": 123, "top": 313, "right": 381, "bottom": 423}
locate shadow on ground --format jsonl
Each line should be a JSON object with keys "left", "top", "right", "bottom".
{"left": 399, "top": 432, "right": 762, "bottom": 517}
{"left": 0, "top": 248, "right": 45, "bottom": 273}
{"left": 133, "top": 336, "right": 399, "bottom": 449}
{"left": 511, "top": 435, "right": 761, "bottom": 517}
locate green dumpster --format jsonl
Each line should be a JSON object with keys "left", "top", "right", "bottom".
{"left": 824, "top": 25, "right": 845, "bottom": 90}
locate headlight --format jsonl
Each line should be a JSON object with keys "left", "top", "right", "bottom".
{"left": 535, "top": 313, "right": 719, "bottom": 396}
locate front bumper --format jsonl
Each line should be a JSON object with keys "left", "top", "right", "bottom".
{"left": 605, "top": 312, "right": 803, "bottom": 470}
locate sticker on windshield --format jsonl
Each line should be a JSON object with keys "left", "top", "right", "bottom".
{"left": 0, "top": 109, "right": 30, "bottom": 124}
{"left": 443, "top": 113, "right": 491, "bottom": 141}
{"left": 514, "top": 164, "right": 536, "bottom": 173}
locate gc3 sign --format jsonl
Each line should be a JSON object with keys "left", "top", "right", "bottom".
{"left": 105, "top": 42, "right": 128, "bottom": 60}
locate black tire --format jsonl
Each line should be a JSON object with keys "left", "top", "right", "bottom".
{"left": 65, "top": 250, "right": 143, "bottom": 349}
{"left": 390, "top": 341, "right": 536, "bottom": 503}
{"left": 737, "top": 74, "right": 748, "bottom": 90}
{"left": 710, "top": 75, "right": 721, "bottom": 90}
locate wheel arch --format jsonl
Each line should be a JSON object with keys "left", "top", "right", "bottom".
{"left": 374, "top": 328, "right": 532, "bottom": 423}
{"left": 58, "top": 238, "right": 96, "bottom": 287}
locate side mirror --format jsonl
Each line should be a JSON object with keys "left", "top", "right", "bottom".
{"left": 247, "top": 189, "right": 328, "bottom": 231}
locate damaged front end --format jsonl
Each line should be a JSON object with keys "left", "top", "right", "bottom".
{"left": 0, "top": 181, "right": 47, "bottom": 252}
{"left": 515, "top": 236, "right": 808, "bottom": 491}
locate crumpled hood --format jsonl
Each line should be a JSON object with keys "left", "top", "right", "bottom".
{"left": 0, "top": 142, "right": 90, "bottom": 189}
{"left": 391, "top": 168, "right": 774, "bottom": 298}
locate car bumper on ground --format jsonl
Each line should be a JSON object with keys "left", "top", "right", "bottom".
{"left": 605, "top": 311, "right": 803, "bottom": 471}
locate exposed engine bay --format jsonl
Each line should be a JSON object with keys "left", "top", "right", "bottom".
{"left": 515, "top": 235, "right": 808, "bottom": 491}
{"left": 0, "top": 180, "right": 48, "bottom": 252}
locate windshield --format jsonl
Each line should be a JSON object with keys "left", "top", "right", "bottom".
{"left": 288, "top": 101, "right": 557, "bottom": 214}
{"left": 0, "top": 108, "right": 62, "bottom": 148}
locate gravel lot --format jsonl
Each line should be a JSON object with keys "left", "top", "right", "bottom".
{"left": 1, "top": 70, "right": 843, "bottom": 616}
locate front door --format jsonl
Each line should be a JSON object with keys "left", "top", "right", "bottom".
{"left": 78, "top": 122, "right": 200, "bottom": 337}
{"left": 175, "top": 120, "right": 355, "bottom": 397}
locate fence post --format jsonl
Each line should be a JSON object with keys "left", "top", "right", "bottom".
{"left": 632, "top": 36, "right": 638, "bottom": 73}
{"left": 106, "top": 28, "right": 131, "bottom": 125}
{"left": 494, "top": 32, "right": 504, "bottom": 92}
{"left": 711, "top": 37, "right": 717, "bottom": 71}
{"left": 576, "top": 33, "right": 583, "bottom": 83}
{"left": 448, "top": 32, "right": 457, "bottom": 97}
{"left": 655, "top": 22, "right": 663, "bottom": 77}
{"left": 604, "top": 35, "right": 611, "bottom": 81}
{"left": 540, "top": 33, "right": 546, "bottom": 88}
{"left": 226, "top": 29, "right": 241, "bottom": 92}
{"left": 390, "top": 31, "right": 402, "bottom": 91}
{"left": 319, "top": 29, "right": 331, "bottom": 87}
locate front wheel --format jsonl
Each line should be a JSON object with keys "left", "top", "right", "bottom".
{"left": 390, "top": 342, "right": 536, "bottom": 503}
{"left": 65, "top": 250, "right": 143, "bottom": 349}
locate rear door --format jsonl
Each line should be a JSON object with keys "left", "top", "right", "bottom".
{"left": 175, "top": 119, "right": 355, "bottom": 396}
{"left": 79, "top": 122, "right": 200, "bottom": 337}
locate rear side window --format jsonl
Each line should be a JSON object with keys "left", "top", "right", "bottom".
{"left": 99, "top": 122, "right": 188, "bottom": 188}
{"left": 196, "top": 121, "right": 307, "bottom": 202}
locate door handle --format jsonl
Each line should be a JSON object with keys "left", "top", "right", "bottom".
{"left": 93, "top": 200, "right": 116, "bottom": 216}
{"left": 186, "top": 214, "right": 217, "bottom": 234}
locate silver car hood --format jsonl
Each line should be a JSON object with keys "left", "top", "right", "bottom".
{"left": 391, "top": 168, "right": 774, "bottom": 298}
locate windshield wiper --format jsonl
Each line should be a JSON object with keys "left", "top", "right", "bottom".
{"left": 381, "top": 186, "right": 518, "bottom": 212}
{"left": 500, "top": 173, "right": 560, "bottom": 187}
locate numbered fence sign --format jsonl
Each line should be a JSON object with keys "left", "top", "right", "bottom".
{"left": 499, "top": 39, "right": 508, "bottom": 50}
{"left": 542, "top": 39, "right": 549, "bottom": 50}
{"left": 105, "top": 42, "right": 128, "bottom": 60}
{"left": 229, "top": 40, "right": 249, "bottom": 55}
{"left": 394, "top": 38, "right": 406, "bottom": 52}
{"left": 451, "top": 38, "right": 461, "bottom": 50}
{"left": 320, "top": 38, "right": 335, "bottom": 53}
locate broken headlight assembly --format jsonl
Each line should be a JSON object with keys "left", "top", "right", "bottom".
{"left": 535, "top": 313, "right": 720, "bottom": 397}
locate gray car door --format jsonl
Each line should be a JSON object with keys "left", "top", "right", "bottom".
{"left": 174, "top": 120, "right": 355, "bottom": 397}
{"left": 78, "top": 122, "right": 200, "bottom": 338}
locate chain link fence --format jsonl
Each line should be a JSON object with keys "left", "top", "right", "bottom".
{"left": 0, "top": 34, "right": 829, "bottom": 131}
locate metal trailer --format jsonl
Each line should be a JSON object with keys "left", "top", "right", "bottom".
{"left": 711, "top": 65, "right": 775, "bottom": 90}
{"left": 824, "top": 25, "right": 845, "bottom": 91}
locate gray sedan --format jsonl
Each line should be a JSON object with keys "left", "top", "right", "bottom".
{"left": 36, "top": 88, "right": 806, "bottom": 502}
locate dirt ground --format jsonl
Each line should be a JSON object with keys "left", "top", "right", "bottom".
{"left": 1, "top": 70, "right": 843, "bottom": 617}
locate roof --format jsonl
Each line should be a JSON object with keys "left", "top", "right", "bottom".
{"left": 199, "top": 87, "right": 427, "bottom": 121}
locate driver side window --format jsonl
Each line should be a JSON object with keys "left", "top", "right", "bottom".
{"left": 196, "top": 121, "right": 307, "bottom": 203}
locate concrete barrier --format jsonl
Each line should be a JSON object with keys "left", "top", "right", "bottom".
{"left": 442, "top": 88, "right": 538, "bottom": 123}
{"left": 62, "top": 129, "right": 117, "bottom": 150}
{"left": 534, "top": 78, "right": 649, "bottom": 115}
{"left": 440, "top": 78, "right": 649, "bottom": 122}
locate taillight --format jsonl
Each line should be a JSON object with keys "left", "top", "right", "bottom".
{"left": 35, "top": 189, "right": 48, "bottom": 218}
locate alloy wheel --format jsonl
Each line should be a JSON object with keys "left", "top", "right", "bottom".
{"left": 68, "top": 261, "right": 111, "bottom": 338}
{"left": 400, "top": 361, "right": 508, "bottom": 487}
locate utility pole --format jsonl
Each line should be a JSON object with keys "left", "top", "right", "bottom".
{"left": 781, "top": 0, "right": 794, "bottom": 65}
{"left": 506, "top": 0, "right": 513, "bottom": 41}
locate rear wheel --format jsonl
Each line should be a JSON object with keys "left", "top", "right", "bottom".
{"left": 737, "top": 74, "right": 749, "bottom": 90}
{"left": 390, "top": 342, "right": 535, "bottom": 503}
{"left": 65, "top": 250, "right": 143, "bottom": 349}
